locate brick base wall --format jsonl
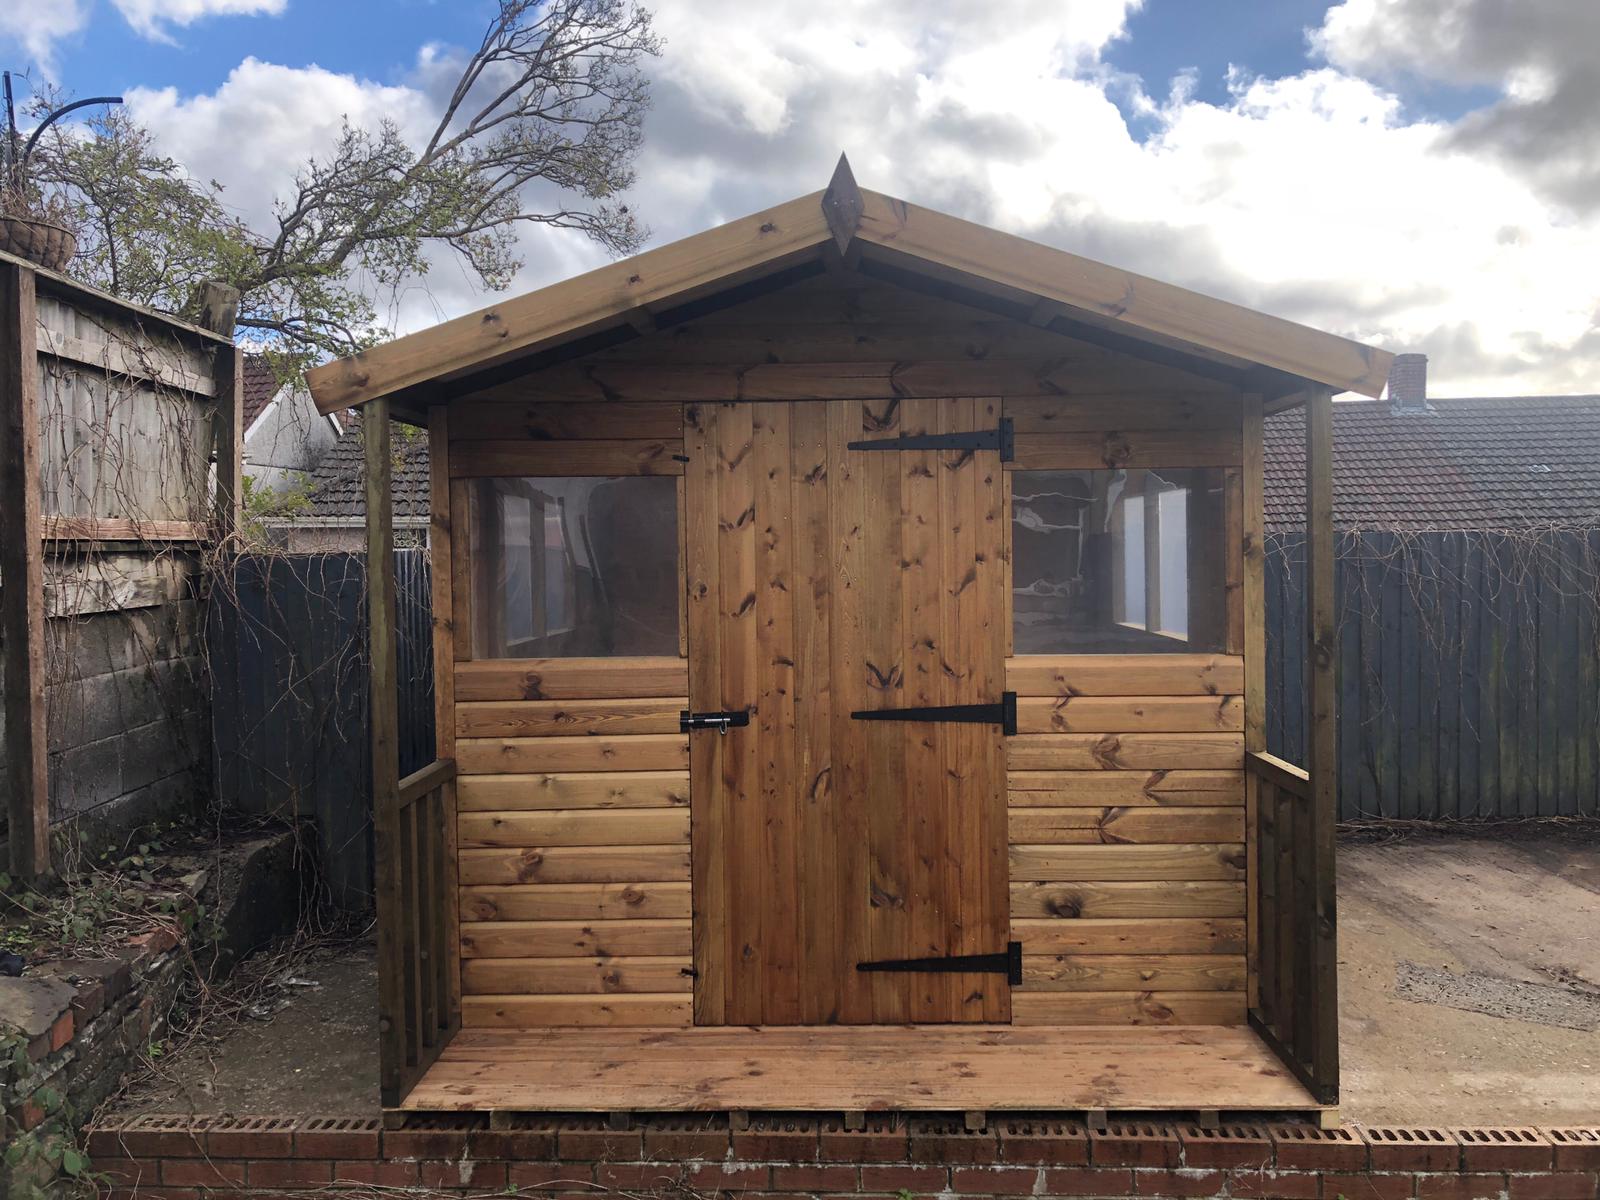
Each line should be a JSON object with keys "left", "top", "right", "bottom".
{"left": 86, "top": 1115, "right": 1600, "bottom": 1200}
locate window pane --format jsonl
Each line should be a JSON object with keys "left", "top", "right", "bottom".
{"left": 469, "top": 476, "right": 680, "bottom": 658}
{"left": 1012, "top": 468, "right": 1228, "bottom": 655}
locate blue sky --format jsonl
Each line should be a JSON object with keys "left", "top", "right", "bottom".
{"left": 20, "top": 0, "right": 1498, "bottom": 135}
{"left": 2, "top": 0, "right": 1596, "bottom": 396}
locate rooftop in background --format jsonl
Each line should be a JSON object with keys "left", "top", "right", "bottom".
{"left": 294, "top": 411, "right": 430, "bottom": 523}
{"left": 240, "top": 356, "right": 285, "bottom": 429}
{"left": 1265, "top": 351, "right": 1600, "bottom": 532}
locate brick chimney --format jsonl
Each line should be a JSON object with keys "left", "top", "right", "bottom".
{"left": 1387, "top": 352, "right": 1428, "bottom": 411}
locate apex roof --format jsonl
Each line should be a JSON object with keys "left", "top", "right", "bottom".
{"left": 307, "top": 157, "right": 1392, "bottom": 417}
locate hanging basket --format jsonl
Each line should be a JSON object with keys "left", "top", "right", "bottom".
{"left": 0, "top": 216, "right": 78, "bottom": 271}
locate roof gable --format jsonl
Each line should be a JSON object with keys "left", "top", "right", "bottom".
{"left": 307, "top": 156, "right": 1392, "bottom": 416}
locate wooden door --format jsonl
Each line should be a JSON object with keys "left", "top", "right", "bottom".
{"left": 685, "top": 398, "right": 1009, "bottom": 1026}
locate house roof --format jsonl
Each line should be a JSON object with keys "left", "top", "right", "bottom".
{"left": 241, "top": 355, "right": 285, "bottom": 429}
{"left": 293, "top": 394, "right": 1600, "bottom": 535}
{"left": 1264, "top": 395, "right": 1600, "bottom": 532}
{"left": 292, "top": 412, "right": 431, "bottom": 523}
{"left": 306, "top": 157, "right": 1393, "bottom": 416}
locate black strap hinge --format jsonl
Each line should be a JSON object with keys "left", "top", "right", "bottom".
{"left": 851, "top": 692, "right": 1017, "bottom": 736}
{"left": 857, "top": 941, "right": 1022, "bottom": 986}
{"left": 848, "top": 417, "right": 1013, "bottom": 462}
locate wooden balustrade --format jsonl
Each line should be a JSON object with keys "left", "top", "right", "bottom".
{"left": 389, "top": 757, "right": 460, "bottom": 1103}
{"left": 1246, "top": 749, "right": 1337, "bottom": 1104}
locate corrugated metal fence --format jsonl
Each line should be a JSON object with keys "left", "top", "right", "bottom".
{"left": 209, "top": 550, "right": 434, "bottom": 908}
{"left": 1266, "top": 530, "right": 1600, "bottom": 820}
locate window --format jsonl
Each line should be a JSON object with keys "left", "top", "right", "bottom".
{"left": 1012, "top": 468, "right": 1229, "bottom": 655}
{"left": 469, "top": 476, "right": 679, "bottom": 658}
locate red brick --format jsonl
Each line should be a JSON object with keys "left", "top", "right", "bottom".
{"left": 560, "top": 1121, "right": 645, "bottom": 1160}
{"left": 735, "top": 1118, "right": 822, "bottom": 1161}
{"left": 1458, "top": 1131, "right": 1554, "bottom": 1173}
{"left": 1507, "top": 1174, "right": 1598, "bottom": 1200}
{"left": 646, "top": 1117, "right": 730, "bottom": 1159}
{"left": 95, "top": 1158, "right": 160, "bottom": 1189}
{"left": 1225, "top": 1169, "right": 1321, "bottom": 1199}
{"left": 1270, "top": 1124, "right": 1368, "bottom": 1171}
{"left": 385, "top": 1124, "right": 475, "bottom": 1159}
{"left": 70, "top": 978, "right": 107, "bottom": 1023}
{"left": 820, "top": 1120, "right": 907, "bottom": 1162}
{"left": 1132, "top": 1167, "right": 1228, "bottom": 1196}
{"left": 1323, "top": 1171, "right": 1418, "bottom": 1200}
{"left": 12, "top": 1100, "right": 47, "bottom": 1132}
{"left": 85, "top": 1121, "right": 130, "bottom": 1160}
{"left": 48, "top": 1009, "right": 75, "bottom": 1052}
{"left": 1043, "top": 1166, "right": 1138, "bottom": 1196}
{"left": 773, "top": 1164, "right": 860, "bottom": 1190}
{"left": 1416, "top": 1172, "right": 1510, "bottom": 1200}
{"left": 160, "top": 1158, "right": 248, "bottom": 1187}
{"left": 247, "top": 1157, "right": 335, "bottom": 1188}
{"left": 1546, "top": 1131, "right": 1600, "bottom": 1172}
{"left": 952, "top": 1165, "right": 1043, "bottom": 1194}
{"left": 598, "top": 1162, "right": 687, "bottom": 1189}
{"left": 1179, "top": 1124, "right": 1274, "bottom": 1170}
{"left": 998, "top": 1119, "right": 1089, "bottom": 1165}
{"left": 862, "top": 1164, "right": 950, "bottom": 1192}
{"left": 476, "top": 1125, "right": 559, "bottom": 1159}
{"left": 334, "top": 1159, "right": 421, "bottom": 1186}
{"left": 206, "top": 1116, "right": 298, "bottom": 1157}
{"left": 1091, "top": 1123, "right": 1184, "bottom": 1168}
{"left": 296, "top": 1116, "right": 383, "bottom": 1159}
{"left": 1365, "top": 1129, "right": 1462, "bottom": 1173}
{"left": 420, "top": 1159, "right": 509, "bottom": 1190}
{"left": 909, "top": 1118, "right": 1001, "bottom": 1165}
{"left": 685, "top": 1162, "right": 774, "bottom": 1191}
{"left": 509, "top": 1162, "right": 595, "bottom": 1189}
{"left": 116, "top": 1116, "right": 212, "bottom": 1157}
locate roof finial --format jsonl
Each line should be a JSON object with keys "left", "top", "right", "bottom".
{"left": 821, "top": 153, "right": 864, "bottom": 253}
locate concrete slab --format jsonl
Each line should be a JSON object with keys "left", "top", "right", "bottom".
{"left": 106, "top": 833, "right": 1600, "bottom": 1125}
{"left": 1340, "top": 834, "right": 1600, "bottom": 1125}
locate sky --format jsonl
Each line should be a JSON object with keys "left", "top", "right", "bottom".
{"left": 2, "top": 0, "right": 1597, "bottom": 397}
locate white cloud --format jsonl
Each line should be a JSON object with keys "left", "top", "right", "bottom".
{"left": 117, "top": 0, "right": 1598, "bottom": 397}
{"left": 110, "top": 0, "right": 287, "bottom": 43}
{"left": 127, "top": 57, "right": 434, "bottom": 229}
{"left": 0, "top": 2, "right": 89, "bottom": 74}
{"left": 1313, "top": 0, "right": 1600, "bottom": 211}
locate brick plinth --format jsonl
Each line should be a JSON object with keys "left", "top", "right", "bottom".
{"left": 83, "top": 1116, "right": 1600, "bottom": 1200}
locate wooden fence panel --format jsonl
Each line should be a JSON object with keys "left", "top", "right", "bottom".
{"left": 209, "top": 550, "right": 437, "bottom": 908}
{"left": 1265, "top": 530, "right": 1600, "bottom": 820}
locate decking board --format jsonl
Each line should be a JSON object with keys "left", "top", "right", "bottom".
{"left": 399, "top": 1024, "right": 1317, "bottom": 1112}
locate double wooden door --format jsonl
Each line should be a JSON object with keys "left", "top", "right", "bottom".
{"left": 685, "top": 398, "right": 1010, "bottom": 1026}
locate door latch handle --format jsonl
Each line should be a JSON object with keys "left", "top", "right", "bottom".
{"left": 680, "top": 709, "right": 752, "bottom": 735}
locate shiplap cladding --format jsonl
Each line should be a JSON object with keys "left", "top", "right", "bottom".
{"left": 444, "top": 273, "right": 1252, "bottom": 1029}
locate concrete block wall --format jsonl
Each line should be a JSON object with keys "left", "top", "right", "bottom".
{"left": 1, "top": 564, "right": 208, "bottom": 854}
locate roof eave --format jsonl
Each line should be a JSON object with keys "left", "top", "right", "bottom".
{"left": 307, "top": 158, "right": 1392, "bottom": 414}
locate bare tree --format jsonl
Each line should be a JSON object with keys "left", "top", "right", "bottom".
{"left": 28, "top": 0, "right": 660, "bottom": 368}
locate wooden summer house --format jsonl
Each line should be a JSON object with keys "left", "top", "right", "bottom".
{"left": 307, "top": 159, "right": 1388, "bottom": 1122}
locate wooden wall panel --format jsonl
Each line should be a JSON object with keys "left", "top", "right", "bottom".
{"left": 439, "top": 272, "right": 1261, "bottom": 1033}
{"left": 445, "top": 416, "right": 694, "bottom": 1024}
{"left": 1007, "top": 653, "right": 1249, "bottom": 1026}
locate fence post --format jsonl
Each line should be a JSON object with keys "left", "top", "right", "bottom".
{"left": 365, "top": 397, "right": 405, "bottom": 1106}
{"left": 1304, "top": 385, "right": 1339, "bottom": 1097}
{"left": 1, "top": 260, "right": 49, "bottom": 881}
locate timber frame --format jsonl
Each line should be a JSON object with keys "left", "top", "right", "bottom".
{"left": 328, "top": 158, "right": 1371, "bottom": 1119}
